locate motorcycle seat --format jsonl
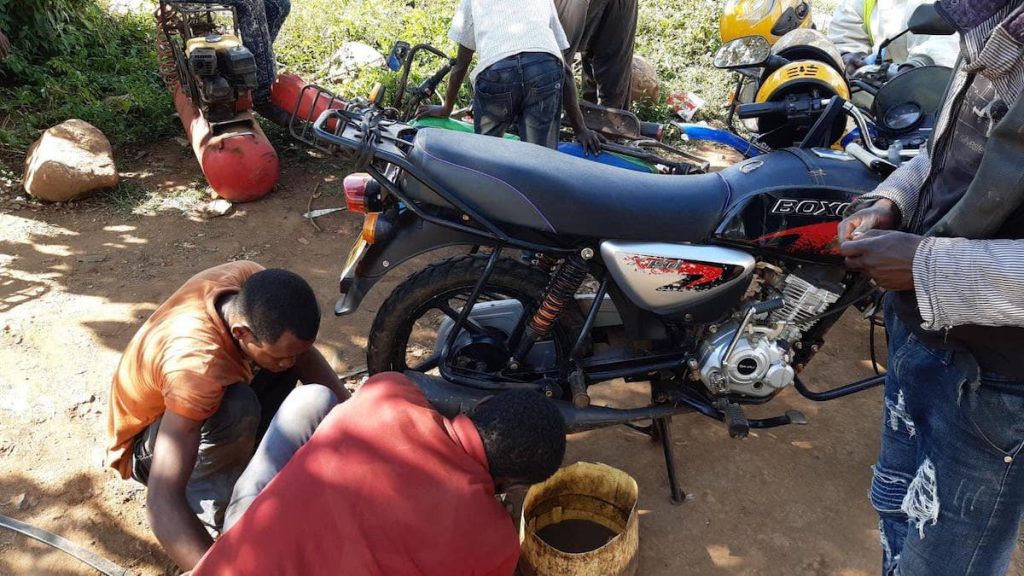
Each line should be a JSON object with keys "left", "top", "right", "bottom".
{"left": 403, "top": 128, "right": 730, "bottom": 243}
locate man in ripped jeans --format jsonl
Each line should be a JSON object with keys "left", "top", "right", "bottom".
{"left": 838, "top": 1, "right": 1024, "bottom": 573}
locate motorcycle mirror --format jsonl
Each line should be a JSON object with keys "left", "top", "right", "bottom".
{"left": 874, "top": 4, "right": 954, "bottom": 66}
{"left": 908, "top": 3, "right": 956, "bottom": 36}
{"left": 714, "top": 36, "right": 772, "bottom": 69}
{"left": 387, "top": 40, "right": 411, "bottom": 71}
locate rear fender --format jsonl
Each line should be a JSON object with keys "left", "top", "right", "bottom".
{"left": 335, "top": 209, "right": 484, "bottom": 315}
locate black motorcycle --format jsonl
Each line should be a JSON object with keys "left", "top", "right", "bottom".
{"left": 316, "top": 104, "right": 886, "bottom": 501}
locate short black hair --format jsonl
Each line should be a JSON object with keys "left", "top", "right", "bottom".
{"left": 236, "top": 268, "right": 321, "bottom": 343}
{"left": 470, "top": 390, "right": 566, "bottom": 485}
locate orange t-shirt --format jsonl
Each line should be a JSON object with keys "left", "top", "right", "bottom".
{"left": 106, "top": 261, "right": 263, "bottom": 479}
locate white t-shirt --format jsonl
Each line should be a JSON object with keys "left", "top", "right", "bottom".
{"left": 448, "top": 0, "right": 571, "bottom": 82}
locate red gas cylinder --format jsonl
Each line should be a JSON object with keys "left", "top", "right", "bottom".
{"left": 172, "top": 85, "right": 279, "bottom": 203}
{"left": 272, "top": 72, "right": 348, "bottom": 124}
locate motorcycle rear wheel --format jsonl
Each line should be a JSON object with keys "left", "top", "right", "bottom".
{"left": 367, "top": 255, "right": 584, "bottom": 382}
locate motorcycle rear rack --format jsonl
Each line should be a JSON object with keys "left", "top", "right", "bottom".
{"left": 288, "top": 84, "right": 351, "bottom": 155}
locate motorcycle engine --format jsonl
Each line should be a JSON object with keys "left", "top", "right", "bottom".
{"left": 698, "top": 273, "right": 841, "bottom": 398}
{"left": 185, "top": 34, "right": 258, "bottom": 122}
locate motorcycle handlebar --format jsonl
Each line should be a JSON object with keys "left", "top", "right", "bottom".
{"left": 736, "top": 101, "right": 789, "bottom": 119}
{"left": 840, "top": 100, "right": 916, "bottom": 160}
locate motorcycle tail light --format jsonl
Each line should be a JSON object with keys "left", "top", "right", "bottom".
{"left": 344, "top": 173, "right": 381, "bottom": 213}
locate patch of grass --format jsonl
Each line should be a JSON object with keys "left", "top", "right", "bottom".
{"left": 0, "top": 0, "right": 842, "bottom": 153}
{"left": 275, "top": 0, "right": 462, "bottom": 110}
{"left": 96, "top": 176, "right": 208, "bottom": 215}
{"left": 0, "top": 1, "right": 175, "bottom": 149}
{"left": 276, "top": 0, "right": 840, "bottom": 126}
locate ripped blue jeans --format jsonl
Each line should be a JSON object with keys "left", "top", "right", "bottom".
{"left": 873, "top": 295, "right": 1024, "bottom": 575}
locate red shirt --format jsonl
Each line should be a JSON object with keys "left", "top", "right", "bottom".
{"left": 191, "top": 373, "right": 520, "bottom": 576}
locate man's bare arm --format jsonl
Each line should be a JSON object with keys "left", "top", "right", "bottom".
{"left": 293, "top": 346, "right": 351, "bottom": 401}
{"left": 146, "top": 411, "right": 212, "bottom": 571}
{"left": 418, "top": 44, "right": 474, "bottom": 118}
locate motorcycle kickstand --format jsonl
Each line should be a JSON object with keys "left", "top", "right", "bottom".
{"left": 655, "top": 417, "right": 686, "bottom": 505}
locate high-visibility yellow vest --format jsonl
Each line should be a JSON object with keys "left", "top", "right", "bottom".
{"left": 864, "top": 0, "right": 878, "bottom": 44}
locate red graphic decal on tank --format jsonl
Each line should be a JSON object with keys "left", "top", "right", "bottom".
{"left": 753, "top": 222, "right": 841, "bottom": 255}
{"left": 624, "top": 255, "right": 734, "bottom": 292}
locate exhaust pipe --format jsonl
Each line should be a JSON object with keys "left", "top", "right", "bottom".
{"left": 403, "top": 371, "right": 685, "bottom": 433}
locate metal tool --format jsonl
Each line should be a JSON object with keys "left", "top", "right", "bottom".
{"left": 303, "top": 207, "right": 347, "bottom": 219}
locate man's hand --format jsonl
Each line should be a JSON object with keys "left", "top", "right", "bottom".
{"left": 0, "top": 31, "right": 10, "bottom": 62}
{"left": 575, "top": 127, "right": 603, "bottom": 156}
{"left": 839, "top": 229, "right": 923, "bottom": 290}
{"left": 416, "top": 104, "right": 452, "bottom": 119}
{"left": 842, "top": 51, "right": 869, "bottom": 71}
{"left": 837, "top": 198, "right": 899, "bottom": 243}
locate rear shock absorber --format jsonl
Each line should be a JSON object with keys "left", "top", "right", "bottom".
{"left": 514, "top": 251, "right": 591, "bottom": 361}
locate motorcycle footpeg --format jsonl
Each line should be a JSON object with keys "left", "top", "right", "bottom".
{"left": 717, "top": 400, "right": 749, "bottom": 438}
{"left": 786, "top": 410, "right": 808, "bottom": 425}
{"left": 569, "top": 369, "right": 590, "bottom": 408}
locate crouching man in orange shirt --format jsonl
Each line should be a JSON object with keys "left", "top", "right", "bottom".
{"left": 105, "top": 261, "right": 350, "bottom": 571}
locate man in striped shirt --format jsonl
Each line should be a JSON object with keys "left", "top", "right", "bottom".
{"left": 839, "top": 1, "right": 1024, "bottom": 573}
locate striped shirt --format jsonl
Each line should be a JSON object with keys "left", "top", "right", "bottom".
{"left": 448, "top": 0, "right": 570, "bottom": 82}
{"left": 862, "top": 0, "right": 1024, "bottom": 331}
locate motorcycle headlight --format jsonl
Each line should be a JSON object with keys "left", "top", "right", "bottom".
{"left": 725, "top": 0, "right": 777, "bottom": 23}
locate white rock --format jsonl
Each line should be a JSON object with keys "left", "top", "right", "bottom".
{"left": 324, "top": 42, "right": 385, "bottom": 82}
{"left": 22, "top": 119, "right": 119, "bottom": 202}
{"left": 202, "top": 199, "right": 233, "bottom": 218}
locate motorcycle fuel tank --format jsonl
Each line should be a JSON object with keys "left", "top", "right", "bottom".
{"left": 600, "top": 241, "right": 756, "bottom": 317}
{"left": 714, "top": 150, "right": 883, "bottom": 262}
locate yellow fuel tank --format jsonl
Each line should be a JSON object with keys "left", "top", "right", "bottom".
{"left": 186, "top": 34, "right": 242, "bottom": 56}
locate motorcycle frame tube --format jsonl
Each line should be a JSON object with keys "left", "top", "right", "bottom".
{"left": 393, "top": 43, "right": 454, "bottom": 112}
{"left": 793, "top": 373, "right": 884, "bottom": 401}
{"left": 571, "top": 278, "right": 609, "bottom": 361}
{"left": 678, "top": 123, "right": 766, "bottom": 157}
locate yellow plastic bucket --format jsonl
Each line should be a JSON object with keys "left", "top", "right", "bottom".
{"left": 519, "top": 462, "right": 640, "bottom": 576}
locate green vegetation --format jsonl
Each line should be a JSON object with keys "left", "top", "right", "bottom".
{"left": 275, "top": 0, "right": 733, "bottom": 123}
{"left": 0, "top": 0, "right": 174, "bottom": 150}
{"left": 0, "top": 0, "right": 840, "bottom": 152}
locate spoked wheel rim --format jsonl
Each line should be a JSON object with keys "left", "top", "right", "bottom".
{"left": 396, "top": 285, "right": 570, "bottom": 383}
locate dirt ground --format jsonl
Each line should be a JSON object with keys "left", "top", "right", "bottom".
{"left": 0, "top": 140, "right": 1021, "bottom": 576}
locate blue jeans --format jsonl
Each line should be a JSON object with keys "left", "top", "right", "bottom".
{"left": 873, "top": 295, "right": 1024, "bottom": 575}
{"left": 473, "top": 52, "right": 564, "bottom": 148}
{"left": 131, "top": 367, "right": 300, "bottom": 532}
{"left": 223, "top": 384, "right": 338, "bottom": 532}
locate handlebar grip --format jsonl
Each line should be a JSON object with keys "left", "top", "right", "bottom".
{"left": 420, "top": 64, "right": 453, "bottom": 93}
{"left": 737, "top": 101, "right": 787, "bottom": 119}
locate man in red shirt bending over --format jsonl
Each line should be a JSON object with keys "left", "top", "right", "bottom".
{"left": 189, "top": 372, "right": 567, "bottom": 576}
